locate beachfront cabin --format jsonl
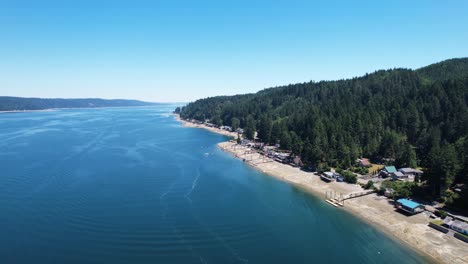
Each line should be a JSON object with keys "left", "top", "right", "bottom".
{"left": 443, "top": 216, "right": 454, "bottom": 226}
{"left": 273, "top": 152, "right": 290, "bottom": 163}
{"left": 321, "top": 172, "right": 335, "bottom": 182}
{"left": 450, "top": 220, "right": 468, "bottom": 235}
{"left": 392, "top": 170, "right": 417, "bottom": 182}
{"left": 398, "top": 168, "right": 423, "bottom": 176}
{"left": 379, "top": 166, "right": 397, "bottom": 178}
{"left": 391, "top": 171, "right": 405, "bottom": 181}
{"left": 220, "top": 126, "right": 232, "bottom": 131}
{"left": 395, "top": 199, "right": 425, "bottom": 214}
{"left": 398, "top": 168, "right": 423, "bottom": 181}
{"left": 356, "top": 158, "right": 371, "bottom": 167}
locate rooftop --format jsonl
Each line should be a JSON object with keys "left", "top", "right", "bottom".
{"left": 385, "top": 166, "right": 397, "bottom": 173}
{"left": 359, "top": 158, "right": 371, "bottom": 166}
{"left": 451, "top": 220, "right": 468, "bottom": 230}
{"left": 399, "top": 168, "right": 423, "bottom": 174}
{"left": 397, "top": 198, "right": 422, "bottom": 209}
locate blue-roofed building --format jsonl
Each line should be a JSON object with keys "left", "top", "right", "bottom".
{"left": 380, "top": 166, "right": 397, "bottom": 178}
{"left": 385, "top": 166, "right": 397, "bottom": 173}
{"left": 395, "top": 199, "right": 425, "bottom": 214}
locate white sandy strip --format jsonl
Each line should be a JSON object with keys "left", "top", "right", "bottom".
{"left": 175, "top": 115, "right": 239, "bottom": 138}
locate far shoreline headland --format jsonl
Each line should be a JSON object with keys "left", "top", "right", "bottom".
{"left": 0, "top": 105, "right": 166, "bottom": 114}
{"left": 175, "top": 114, "right": 468, "bottom": 264}
{"left": 0, "top": 96, "right": 159, "bottom": 112}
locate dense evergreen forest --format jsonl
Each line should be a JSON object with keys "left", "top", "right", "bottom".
{"left": 177, "top": 58, "right": 468, "bottom": 210}
{"left": 0, "top": 97, "right": 157, "bottom": 111}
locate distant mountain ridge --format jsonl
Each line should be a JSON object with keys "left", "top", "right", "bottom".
{"left": 0, "top": 96, "right": 157, "bottom": 111}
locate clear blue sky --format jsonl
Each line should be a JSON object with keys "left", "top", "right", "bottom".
{"left": 1, "top": 0, "right": 467, "bottom": 102}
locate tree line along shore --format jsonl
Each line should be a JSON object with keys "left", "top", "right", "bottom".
{"left": 176, "top": 116, "right": 468, "bottom": 264}
{"left": 175, "top": 57, "right": 468, "bottom": 263}
{"left": 175, "top": 57, "right": 468, "bottom": 214}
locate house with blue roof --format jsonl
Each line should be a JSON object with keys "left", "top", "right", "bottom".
{"left": 395, "top": 198, "right": 425, "bottom": 214}
{"left": 379, "top": 166, "right": 397, "bottom": 178}
{"left": 385, "top": 166, "right": 397, "bottom": 173}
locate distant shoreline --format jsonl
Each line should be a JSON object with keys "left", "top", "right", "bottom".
{"left": 175, "top": 114, "right": 468, "bottom": 264}
{"left": 0, "top": 105, "right": 162, "bottom": 114}
{"left": 0, "top": 109, "right": 57, "bottom": 114}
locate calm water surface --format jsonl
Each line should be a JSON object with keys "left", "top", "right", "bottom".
{"left": 0, "top": 106, "right": 427, "bottom": 263}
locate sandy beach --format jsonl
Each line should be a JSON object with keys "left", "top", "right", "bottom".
{"left": 176, "top": 115, "right": 468, "bottom": 264}
{"left": 175, "top": 115, "right": 239, "bottom": 138}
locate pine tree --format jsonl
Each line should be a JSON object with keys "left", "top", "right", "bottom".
{"left": 257, "top": 115, "right": 272, "bottom": 143}
{"left": 244, "top": 115, "right": 256, "bottom": 140}
{"left": 280, "top": 130, "right": 292, "bottom": 150}
{"left": 270, "top": 122, "right": 282, "bottom": 145}
{"left": 231, "top": 117, "right": 240, "bottom": 131}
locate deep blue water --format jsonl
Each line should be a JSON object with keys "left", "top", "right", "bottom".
{"left": 0, "top": 106, "right": 428, "bottom": 263}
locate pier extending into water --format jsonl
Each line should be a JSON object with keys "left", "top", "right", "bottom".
{"left": 325, "top": 190, "right": 375, "bottom": 207}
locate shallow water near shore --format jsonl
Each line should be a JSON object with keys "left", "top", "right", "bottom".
{"left": 0, "top": 105, "right": 428, "bottom": 263}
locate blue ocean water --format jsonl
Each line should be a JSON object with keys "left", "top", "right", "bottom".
{"left": 0, "top": 106, "right": 428, "bottom": 263}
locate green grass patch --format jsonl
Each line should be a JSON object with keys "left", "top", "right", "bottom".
{"left": 431, "top": 220, "right": 443, "bottom": 226}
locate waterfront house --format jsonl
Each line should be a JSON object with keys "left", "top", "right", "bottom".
{"left": 395, "top": 198, "right": 425, "bottom": 214}
{"left": 356, "top": 158, "right": 371, "bottom": 167}
{"left": 398, "top": 167, "right": 423, "bottom": 176}
{"left": 220, "top": 126, "right": 232, "bottom": 131}
{"left": 391, "top": 171, "right": 406, "bottom": 181}
{"left": 443, "top": 216, "right": 454, "bottom": 226}
{"left": 398, "top": 168, "right": 423, "bottom": 181}
{"left": 274, "top": 152, "right": 290, "bottom": 164}
{"left": 379, "top": 166, "right": 397, "bottom": 178}
{"left": 392, "top": 171, "right": 417, "bottom": 182}
{"left": 450, "top": 220, "right": 468, "bottom": 235}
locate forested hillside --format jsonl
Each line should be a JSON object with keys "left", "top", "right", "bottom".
{"left": 177, "top": 58, "right": 468, "bottom": 209}
{"left": 0, "top": 97, "right": 157, "bottom": 111}
{"left": 418, "top": 58, "right": 468, "bottom": 82}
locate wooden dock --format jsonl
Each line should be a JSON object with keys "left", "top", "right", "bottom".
{"left": 325, "top": 190, "right": 375, "bottom": 207}
{"left": 343, "top": 190, "right": 375, "bottom": 201}
{"left": 325, "top": 191, "right": 345, "bottom": 207}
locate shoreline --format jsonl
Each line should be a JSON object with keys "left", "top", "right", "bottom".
{"left": 175, "top": 115, "right": 468, "bottom": 264}
{"left": 174, "top": 115, "right": 239, "bottom": 138}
